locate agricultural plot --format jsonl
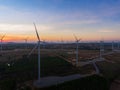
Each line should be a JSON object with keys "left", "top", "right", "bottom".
{"left": 104, "top": 52, "right": 120, "bottom": 63}
{"left": 0, "top": 50, "right": 79, "bottom": 90}
{"left": 0, "top": 49, "right": 30, "bottom": 62}
{"left": 97, "top": 52, "right": 120, "bottom": 80}
{"left": 0, "top": 49, "right": 119, "bottom": 90}
{"left": 58, "top": 50, "right": 100, "bottom": 64}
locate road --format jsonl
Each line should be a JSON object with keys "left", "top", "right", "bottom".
{"left": 33, "top": 73, "right": 95, "bottom": 88}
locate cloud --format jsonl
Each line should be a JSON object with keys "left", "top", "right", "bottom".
{"left": 58, "top": 19, "right": 100, "bottom": 25}
{"left": 98, "top": 29, "right": 115, "bottom": 33}
{"left": 0, "top": 5, "right": 9, "bottom": 10}
{"left": 0, "top": 23, "right": 54, "bottom": 35}
{"left": 0, "top": 3, "right": 103, "bottom": 29}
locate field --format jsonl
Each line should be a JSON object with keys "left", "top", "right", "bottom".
{"left": 0, "top": 48, "right": 120, "bottom": 90}
{"left": 57, "top": 49, "right": 100, "bottom": 64}
{"left": 0, "top": 49, "right": 79, "bottom": 90}
{"left": 97, "top": 52, "right": 120, "bottom": 80}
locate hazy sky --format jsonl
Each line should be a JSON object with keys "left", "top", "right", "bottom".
{"left": 0, "top": 0, "right": 120, "bottom": 42}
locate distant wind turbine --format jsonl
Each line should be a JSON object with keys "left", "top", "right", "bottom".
{"left": 118, "top": 42, "right": 120, "bottom": 49}
{"left": 100, "top": 40, "right": 104, "bottom": 60}
{"left": 61, "top": 38, "right": 64, "bottom": 50}
{"left": 73, "top": 34, "right": 81, "bottom": 65}
{"left": 24, "top": 37, "right": 29, "bottom": 50}
{"left": 0, "top": 35, "right": 5, "bottom": 52}
{"left": 117, "top": 41, "right": 119, "bottom": 50}
{"left": 112, "top": 41, "right": 114, "bottom": 51}
{"left": 42, "top": 39, "right": 46, "bottom": 49}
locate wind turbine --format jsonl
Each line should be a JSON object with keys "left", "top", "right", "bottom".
{"left": 73, "top": 34, "right": 81, "bottom": 65}
{"left": 27, "top": 23, "right": 41, "bottom": 84}
{"left": 33, "top": 23, "right": 41, "bottom": 83}
{"left": 61, "top": 38, "right": 64, "bottom": 50}
{"left": 117, "top": 41, "right": 119, "bottom": 50}
{"left": 117, "top": 41, "right": 120, "bottom": 50}
{"left": 0, "top": 35, "right": 5, "bottom": 52}
{"left": 24, "top": 37, "right": 29, "bottom": 50}
{"left": 100, "top": 40, "right": 104, "bottom": 60}
{"left": 42, "top": 39, "right": 46, "bottom": 49}
{"left": 112, "top": 41, "right": 114, "bottom": 51}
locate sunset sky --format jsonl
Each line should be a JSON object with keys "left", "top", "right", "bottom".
{"left": 0, "top": 0, "right": 120, "bottom": 42}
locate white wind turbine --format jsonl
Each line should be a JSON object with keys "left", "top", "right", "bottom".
{"left": 33, "top": 23, "right": 41, "bottom": 82}
{"left": 118, "top": 41, "right": 120, "bottom": 50}
{"left": 61, "top": 38, "right": 64, "bottom": 50}
{"left": 26, "top": 23, "right": 41, "bottom": 84}
{"left": 42, "top": 39, "right": 46, "bottom": 49}
{"left": 117, "top": 41, "right": 119, "bottom": 50}
{"left": 24, "top": 37, "right": 29, "bottom": 50}
{"left": 112, "top": 41, "right": 114, "bottom": 51}
{"left": 0, "top": 35, "right": 5, "bottom": 52}
{"left": 100, "top": 40, "right": 104, "bottom": 60}
{"left": 73, "top": 34, "right": 81, "bottom": 65}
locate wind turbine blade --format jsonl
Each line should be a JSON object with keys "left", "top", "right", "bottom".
{"left": 78, "top": 39, "right": 81, "bottom": 42}
{"left": 73, "top": 34, "right": 78, "bottom": 41}
{"left": 27, "top": 44, "right": 38, "bottom": 57}
{"left": 1, "top": 35, "right": 5, "bottom": 40}
{"left": 40, "top": 40, "right": 46, "bottom": 43}
{"left": 33, "top": 23, "right": 40, "bottom": 41}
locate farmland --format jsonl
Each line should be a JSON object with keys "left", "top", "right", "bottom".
{"left": 0, "top": 47, "right": 120, "bottom": 90}
{"left": 0, "top": 49, "right": 79, "bottom": 90}
{"left": 99, "top": 52, "right": 120, "bottom": 80}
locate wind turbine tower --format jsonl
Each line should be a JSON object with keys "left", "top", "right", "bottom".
{"left": 117, "top": 41, "right": 119, "bottom": 50}
{"left": 42, "top": 39, "right": 46, "bottom": 49}
{"left": 100, "top": 40, "right": 104, "bottom": 60}
{"left": 73, "top": 35, "right": 81, "bottom": 65}
{"left": 0, "top": 35, "right": 5, "bottom": 52}
{"left": 33, "top": 23, "right": 41, "bottom": 82}
{"left": 61, "top": 38, "right": 64, "bottom": 50}
{"left": 112, "top": 41, "right": 114, "bottom": 51}
{"left": 24, "top": 37, "right": 28, "bottom": 50}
